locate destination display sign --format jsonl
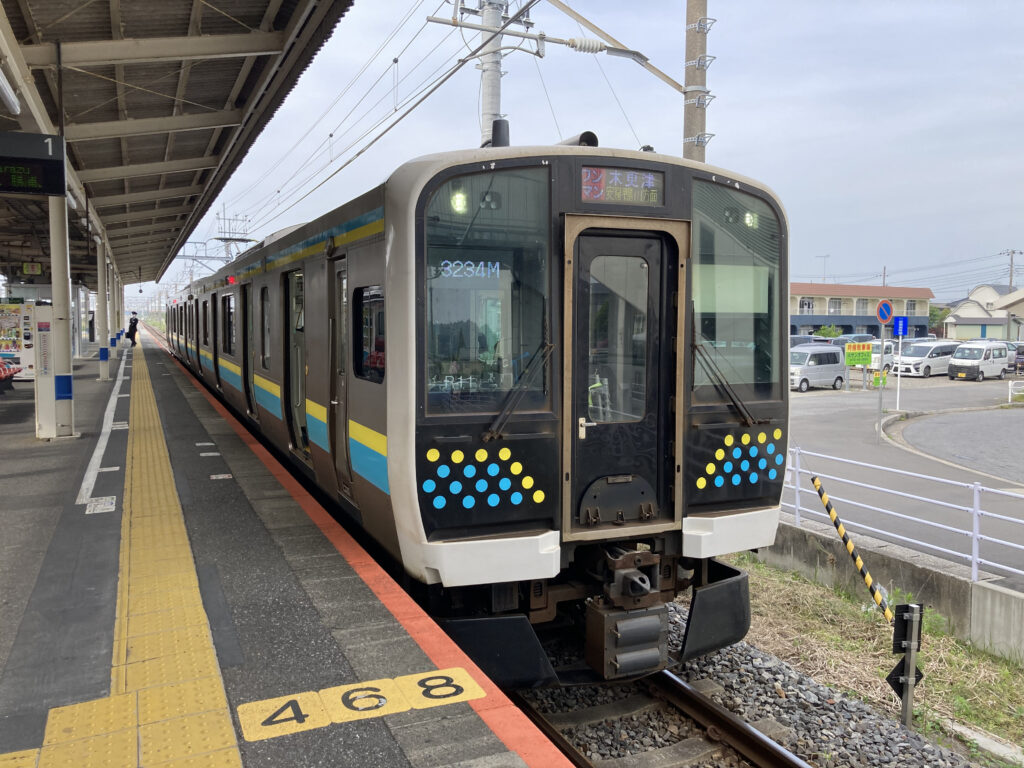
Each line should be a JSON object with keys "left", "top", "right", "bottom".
{"left": 581, "top": 166, "right": 664, "bottom": 207}
{"left": 0, "top": 131, "right": 66, "bottom": 196}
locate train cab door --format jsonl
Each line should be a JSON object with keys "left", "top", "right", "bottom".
{"left": 330, "top": 259, "right": 353, "bottom": 498}
{"left": 286, "top": 270, "right": 311, "bottom": 460}
{"left": 240, "top": 284, "right": 257, "bottom": 416}
{"left": 565, "top": 222, "right": 683, "bottom": 539}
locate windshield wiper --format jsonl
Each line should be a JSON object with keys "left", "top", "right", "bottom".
{"left": 482, "top": 341, "right": 554, "bottom": 442}
{"left": 692, "top": 335, "right": 768, "bottom": 428}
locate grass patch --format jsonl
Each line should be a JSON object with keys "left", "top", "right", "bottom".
{"left": 727, "top": 552, "right": 1024, "bottom": 765}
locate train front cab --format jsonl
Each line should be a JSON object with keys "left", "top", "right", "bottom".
{"left": 407, "top": 151, "right": 787, "bottom": 686}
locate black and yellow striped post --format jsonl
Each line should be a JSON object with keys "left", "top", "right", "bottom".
{"left": 811, "top": 475, "right": 894, "bottom": 624}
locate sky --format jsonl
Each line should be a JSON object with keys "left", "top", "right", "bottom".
{"left": 148, "top": 0, "right": 1024, "bottom": 304}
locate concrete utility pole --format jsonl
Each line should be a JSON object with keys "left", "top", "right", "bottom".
{"left": 683, "top": 0, "right": 715, "bottom": 161}
{"left": 479, "top": 0, "right": 504, "bottom": 147}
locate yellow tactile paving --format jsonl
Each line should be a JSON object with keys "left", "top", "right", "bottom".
{"left": 0, "top": 341, "right": 243, "bottom": 768}
{"left": 42, "top": 693, "right": 137, "bottom": 746}
{"left": 37, "top": 729, "right": 136, "bottom": 768}
{"left": 127, "top": 604, "right": 211, "bottom": 638}
{"left": 139, "top": 710, "right": 237, "bottom": 765}
{"left": 138, "top": 678, "right": 228, "bottom": 725}
{"left": 153, "top": 748, "right": 243, "bottom": 768}
{"left": 127, "top": 627, "right": 213, "bottom": 664}
{"left": 0, "top": 749, "right": 39, "bottom": 767}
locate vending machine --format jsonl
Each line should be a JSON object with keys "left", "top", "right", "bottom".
{"left": 0, "top": 300, "right": 35, "bottom": 380}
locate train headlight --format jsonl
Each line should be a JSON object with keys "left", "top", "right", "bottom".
{"left": 451, "top": 188, "right": 468, "bottom": 214}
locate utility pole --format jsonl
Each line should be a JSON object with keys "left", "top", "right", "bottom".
{"left": 683, "top": 0, "right": 715, "bottom": 161}
{"left": 817, "top": 254, "right": 830, "bottom": 283}
{"left": 882, "top": 266, "right": 887, "bottom": 287}
{"left": 479, "top": 0, "right": 504, "bottom": 147}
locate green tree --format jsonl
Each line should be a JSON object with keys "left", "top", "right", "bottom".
{"left": 815, "top": 324, "right": 842, "bottom": 338}
{"left": 928, "top": 306, "right": 950, "bottom": 335}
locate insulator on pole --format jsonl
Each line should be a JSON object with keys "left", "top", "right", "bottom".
{"left": 567, "top": 37, "right": 606, "bottom": 54}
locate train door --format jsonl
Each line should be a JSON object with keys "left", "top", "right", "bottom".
{"left": 240, "top": 284, "right": 257, "bottom": 416}
{"left": 286, "top": 270, "right": 311, "bottom": 459}
{"left": 210, "top": 292, "right": 221, "bottom": 388}
{"left": 566, "top": 226, "right": 680, "bottom": 537}
{"left": 330, "top": 259, "right": 353, "bottom": 497}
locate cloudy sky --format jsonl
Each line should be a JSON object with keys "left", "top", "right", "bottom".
{"left": 162, "top": 0, "right": 1024, "bottom": 302}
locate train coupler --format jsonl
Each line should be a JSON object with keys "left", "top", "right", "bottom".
{"left": 584, "top": 600, "right": 669, "bottom": 680}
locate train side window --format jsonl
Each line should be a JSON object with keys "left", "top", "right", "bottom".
{"left": 260, "top": 287, "right": 271, "bottom": 369}
{"left": 354, "top": 286, "right": 384, "bottom": 383}
{"left": 202, "top": 301, "right": 209, "bottom": 346}
{"left": 336, "top": 273, "right": 347, "bottom": 374}
{"left": 222, "top": 294, "right": 235, "bottom": 354}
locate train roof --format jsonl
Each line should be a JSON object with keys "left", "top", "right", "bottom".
{"left": 173, "top": 142, "right": 787, "bottom": 299}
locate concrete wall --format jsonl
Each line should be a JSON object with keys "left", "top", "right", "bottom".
{"left": 755, "top": 516, "right": 1024, "bottom": 663}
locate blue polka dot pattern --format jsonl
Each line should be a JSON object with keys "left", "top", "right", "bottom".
{"left": 694, "top": 430, "right": 786, "bottom": 491}
{"left": 420, "top": 448, "right": 547, "bottom": 512}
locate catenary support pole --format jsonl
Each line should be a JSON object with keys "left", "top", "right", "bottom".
{"left": 46, "top": 195, "right": 75, "bottom": 437}
{"left": 96, "top": 247, "right": 109, "bottom": 380}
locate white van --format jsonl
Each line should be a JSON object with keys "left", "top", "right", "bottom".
{"left": 948, "top": 341, "right": 1009, "bottom": 381}
{"left": 894, "top": 340, "right": 960, "bottom": 377}
{"left": 790, "top": 343, "right": 845, "bottom": 392}
{"left": 870, "top": 340, "right": 895, "bottom": 372}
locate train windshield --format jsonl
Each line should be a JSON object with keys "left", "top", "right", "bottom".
{"left": 691, "top": 180, "right": 782, "bottom": 399}
{"left": 424, "top": 166, "right": 550, "bottom": 414}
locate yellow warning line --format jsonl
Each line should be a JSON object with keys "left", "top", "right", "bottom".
{"left": 0, "top": 340, "right": 242, "bottom": 768}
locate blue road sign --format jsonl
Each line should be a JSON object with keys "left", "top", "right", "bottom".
{"left": 893, "top": 315, "right": 908, "bottom": 337}
{"left": 876, "top": 300, "right": 894, "bottom": 324}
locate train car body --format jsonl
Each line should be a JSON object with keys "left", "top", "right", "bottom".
{"left": 167, "top": 144, "right": 789, "bottom": 686}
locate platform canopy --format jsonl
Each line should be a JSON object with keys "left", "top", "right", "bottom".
{"left": 0, "top": 0, "right": 354, "bottom": 290}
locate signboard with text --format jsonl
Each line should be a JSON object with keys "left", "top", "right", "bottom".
{"left": 845, "top": 342, "right": 872, "bottom": 366}
{"left": 0, "top": 131, "right": 66, "bottom": 196}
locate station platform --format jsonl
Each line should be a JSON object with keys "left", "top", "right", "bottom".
{"left": 0, "top": 329, "right": 568, "bottom": 768}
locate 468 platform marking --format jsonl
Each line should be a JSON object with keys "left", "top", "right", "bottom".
{"left": 236, "top": 667, "right": 485, "bottom": 741}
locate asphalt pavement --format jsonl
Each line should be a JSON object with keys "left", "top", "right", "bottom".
{"left": 786, "top": 369, "right": 1024, "bottom": 590}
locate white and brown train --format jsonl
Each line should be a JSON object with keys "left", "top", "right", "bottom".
{"left": 167, "top": 140, "right": 789, "bottom": 686}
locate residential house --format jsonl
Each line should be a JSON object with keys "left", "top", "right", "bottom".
{"left": 943, "top": 284, "right": 1023, "bottom": 340}
{"left": 790, "top": 283, "right": 934, "bottom": 338}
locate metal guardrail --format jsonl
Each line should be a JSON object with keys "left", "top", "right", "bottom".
{"left": 1009, "top": 379, "right": 1024, "bottom": 403}
{"left": 783, "top": 447, "right": 1024, "bottom": 583}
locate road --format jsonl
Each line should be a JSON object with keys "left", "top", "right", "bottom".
{"left": 785, "top": 371, "right": 1024, "bottom": 591}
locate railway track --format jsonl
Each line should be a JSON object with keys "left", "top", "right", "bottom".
{"left": 513, "top": 670, "right": 814, "bottom": 768}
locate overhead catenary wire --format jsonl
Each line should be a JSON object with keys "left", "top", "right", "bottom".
{"left": 244, "top": 29, "right": 467, "bottom": 226}
{"left": 221, "top": 0, "right": 440, "bottom": 210}
{"left": 246, "top": 0, "right": 544, "bottom": 234}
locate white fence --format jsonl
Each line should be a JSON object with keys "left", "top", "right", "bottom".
{"left": 783, "top": 447, "right": 1024, "bottom": 583}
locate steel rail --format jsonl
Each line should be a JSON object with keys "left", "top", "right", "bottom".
{"left": 648, "top": 670, "right": 815, "bottom": 768}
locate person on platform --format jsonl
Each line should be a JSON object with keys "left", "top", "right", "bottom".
{"left": 127, "top": 312, "right": 139, "bottom": 347}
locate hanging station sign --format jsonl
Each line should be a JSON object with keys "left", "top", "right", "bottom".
{"left": 0, "top": 131, "right": 66, "bottom": 196}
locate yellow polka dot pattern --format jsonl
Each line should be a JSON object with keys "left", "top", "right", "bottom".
{"left": 695, "top": 428, "right": 786, "bottom": 491}
{"left": 422, "top": 447, "right": 547, "bottom": 510}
